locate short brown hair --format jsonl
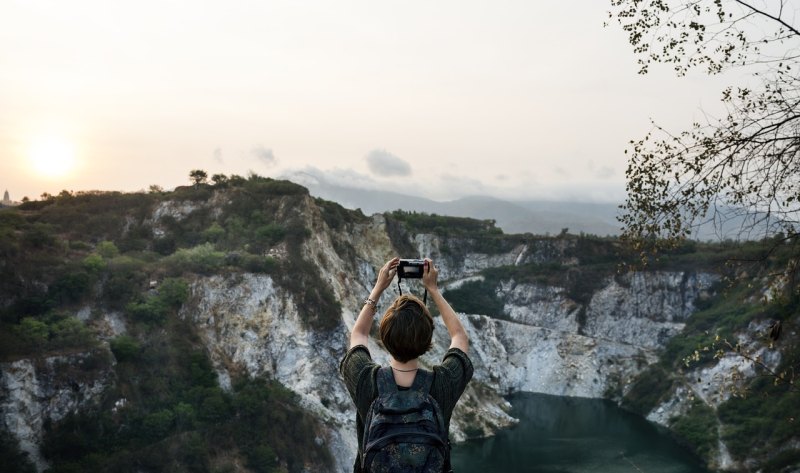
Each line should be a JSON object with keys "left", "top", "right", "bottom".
{"left": 379, "top": 295, "right": 434, "bottom": 363}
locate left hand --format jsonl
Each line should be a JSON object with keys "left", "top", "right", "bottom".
{"left": 374, "top": 257, "right": 399, "bottom": 292}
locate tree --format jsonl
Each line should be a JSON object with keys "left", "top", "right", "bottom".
{"left": 608, "top": 0, "right": 800, "bottom": 262}
{"left": 189, "top": 169, "right": 208, "bottom": 186}
{"left": 609, "top": 2, "right": 800, "bottom": 462}
{"left": 211, "top": 173, "right": 229, "bottom": 186}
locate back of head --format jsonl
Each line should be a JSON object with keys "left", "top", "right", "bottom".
{"left": 379, "top": 295, "right": 434, "bottom": 363}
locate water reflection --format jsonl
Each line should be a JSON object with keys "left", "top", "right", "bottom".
{"left": 451, "top": 393, "right": 709, "bottom": 473}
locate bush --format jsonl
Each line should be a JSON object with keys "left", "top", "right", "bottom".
{"left": 202, "top": 222, "right": 225, "bottom": 242}
{"left": 126, "top": 298, "right": 168, "bottom": 324}
{"left": 621, "top": 365, "right": 674, "bottom": 415}
{"left": 248, "top": 444, "right": 278, "bottom": 473}
{"left": 12, "top": 314, "right": 94, "bottom": 352}
{"left": 16, "top": 317, "right": 49, "bottom": 346}
{"left": 49, "top": 270, "right": 91, "bottom": 305}
{"left": 670, "top": 401, "right": 718, "bottom": 460}
{"left": 242, "top": 255, "right": 278, "bottom": 274}
{"left": 157, "top": 278, "right": 189, "bottom": 309}
{"left": 81, "top": 254, "right": 105, "bottom": 274}
{"left": 254, "top": 224, "right": 286, "bottom": 245}
{"left": 444, "top": 280, "right": 506, "bottom": 318}
{"left": 110, "top": 335, "right": 141, "bottom": 362}
{"left": 165, "top": 243, "right": 225, "bottom": 274}
{"left": 22, "top": 223, "right": 57, "bottom": 248}
{"left": 96, "top": 241, "right": 119, "bottom": 259}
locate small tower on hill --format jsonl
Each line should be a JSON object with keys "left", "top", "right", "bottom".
{"left": 2, "top": 190, "right": 9, "bottom": 204}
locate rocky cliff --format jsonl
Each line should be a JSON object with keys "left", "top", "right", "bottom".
{"left": 168, "top": 195, "right": 719, "bottom": 471}
{"left": 3, "top": 185, "right": 787, "bottom": 472}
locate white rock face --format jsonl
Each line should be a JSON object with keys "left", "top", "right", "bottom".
{"left": 500, "top": 281, "right": 580, "bottom": 332}
{"left": 585, "top": 271, "right": 718, "bottom": 349}
{"left": 0, "top": 352, "right": 113, "bottom": 473}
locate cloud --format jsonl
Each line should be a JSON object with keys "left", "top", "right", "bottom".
{"left": 251, "top": 146, "right": 277, "bottom": 166}
{"left": 366, "top": 149, "right": 412, "bottom": 177}
{"left": 282, "top": 166, "right": 378, "bottom": 190}
{"left": 213, "top": 147, "right": 223, "bottom": 163}
{"left": 595, "top": 166, "right": 615, "bottom": 179}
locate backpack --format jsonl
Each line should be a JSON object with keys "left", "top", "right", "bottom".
{"left": 361, "top": 367, "right": 451, "bottom": 473}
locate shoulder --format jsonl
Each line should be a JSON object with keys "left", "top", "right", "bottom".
{"left": 339, "top": 345, "right": 380, "bottom": 416}
{"left": 434, "top": 347, "right": 474, "bottom": 381}
{"left": 339, "top": 345, "right": 377, "bottom": 386}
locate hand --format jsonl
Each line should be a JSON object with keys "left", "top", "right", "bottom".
{"left": 422, "top": 258, "right": 438, "bottom": 291}
{"left": 374, "top": 257, "right": 399, "bottom": 292}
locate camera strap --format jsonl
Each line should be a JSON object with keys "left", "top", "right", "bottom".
{"left": 396, "top": 276, "right": 428, "bottom": 305}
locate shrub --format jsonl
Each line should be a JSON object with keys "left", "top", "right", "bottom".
{"left": 22, "top": 223, "right": 57, "bottom": 248}
{"left": 248, "top": 444, "right": 278, "bottom": 473}
{"left": 81, "top": 254, "right": 105, "bottom": 274}
{"left": 141, "top": 409, "right": 175, "bottom": 441}
{"left": 202, "top": 222, "right": 225, "bottom": 242}
{"left": 157, "top": 278, "right": 189, "bottom": 309}
{"left": 110, "top": 335, "right": 141, "bottom": 362}
{"left": 670, "top": 401, "right": 718, "bottom": 460}
{"left": 242, "top": 255, "right": 278, "bottom": 274}
{"left": 165, "top": 243, "right": 225, "bottom": 274}
{"left": 49, "top": 270, "right": 91, "bottom": 305}
{"left": 254, "top": 224, "right": 286, "bottom": 245}
{"left": 16, "top": 317, "right": 49, "bottom": 346}
{"left": 444, "top": 280, "right": 506, "bottom": 318}
{"left": 126, "top": 298, "right": 167, "bottom": 324}
{"left": 96, "top": 241, "right": 119, "bottom": 259}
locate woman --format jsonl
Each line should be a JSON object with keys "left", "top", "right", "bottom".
{"left": 339, "top": 257, "right": 473, "bottom": 473}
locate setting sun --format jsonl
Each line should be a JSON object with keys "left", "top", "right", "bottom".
{"left": 28, "top": 136, "right": 77, "bottom": 179}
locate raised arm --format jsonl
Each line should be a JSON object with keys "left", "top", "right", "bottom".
{"left": 349, "top": 257, "right": 399, "bottom": 349}
{"left": 422, "top": 258, "right": 469, "bottom": 353}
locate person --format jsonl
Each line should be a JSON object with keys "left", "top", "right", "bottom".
{"left": 339, "top": 257, "right": 473, "bottom": 473}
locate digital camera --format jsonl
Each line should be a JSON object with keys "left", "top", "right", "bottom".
{"left": 397, "top": 258, "right": 426, "bottom": 279}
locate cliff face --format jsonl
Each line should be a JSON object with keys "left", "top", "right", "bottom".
{"left": 171, "top": 196, "right": 720, "bottom": 471}
{"left": 0, "top": 190, "right": 747, "bottom": 472}
{"left": 0, "top": 351, "right": 114, "bottom": 471}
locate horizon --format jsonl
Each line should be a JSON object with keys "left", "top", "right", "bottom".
{"left": 1, "top": 1, "right": 737, "bottom": 205}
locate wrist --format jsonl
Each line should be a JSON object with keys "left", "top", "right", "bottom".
{"left": 369, "top": 286, "right": 384, "bottom": 300}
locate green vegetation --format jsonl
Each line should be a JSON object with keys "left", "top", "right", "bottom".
{"left": 670, "top": 401, "right": 719, "bottom": 460}
{"left": 42, "top": 318, "right": 331, "bottom": 472}
{"left": 386, "top": 210, "right": 526, "bottom": 256}
{"left": 444, "top": 279, "right": 507, "bottom": 318}
{"left": 717, "top": 340, "right": 800, "bottom": 465}
{"left": 620, "top": 365, "right": 675, "bottom": 415}
{"left": 3, "top": 174, "right": 798, "bottom": 471}
{"left": 618, "top": 237, "right": 800, "bottom": 468}
{"left": 0, "top": 174, "right": 343, "bottom": 470}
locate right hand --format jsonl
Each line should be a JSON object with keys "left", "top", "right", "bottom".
{"left": 422, "top": 258, "right": 438, "bottom": 291}
{"left": 374, "top": 257, "right": 399, "bottom": 292}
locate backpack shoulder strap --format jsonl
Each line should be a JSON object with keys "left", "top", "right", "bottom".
{"left": 376, "top": 366, "right": 397, "bottom": 395}
{"left": 410, "top": 368, "right": 433, "bottom": 394}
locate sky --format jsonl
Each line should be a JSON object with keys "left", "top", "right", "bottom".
{"left": 0, "top": 0, "right": 741, "bottom": 203}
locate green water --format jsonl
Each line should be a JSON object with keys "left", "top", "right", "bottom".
{"left": 451, "top": 393, "right": 710, "bottom": 473}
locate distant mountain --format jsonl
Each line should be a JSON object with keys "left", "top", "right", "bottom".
{"left": 288, "top": 173, "right": 622, "bottom": 237}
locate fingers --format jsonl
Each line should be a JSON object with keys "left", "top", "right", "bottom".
{"left": 424, "top": 258, "right": 435, "bottom": 275}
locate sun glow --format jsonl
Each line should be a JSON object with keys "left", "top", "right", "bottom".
{"left": 28, "top": 135, "right": 78, "bottom": 178}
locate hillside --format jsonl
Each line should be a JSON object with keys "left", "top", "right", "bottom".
{"left": 0, "top": 174, "right": 798, "bottom": 473}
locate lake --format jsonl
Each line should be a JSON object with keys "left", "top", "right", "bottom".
{"left": 451, "top": 393, "right": 710, "bottom": 473}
